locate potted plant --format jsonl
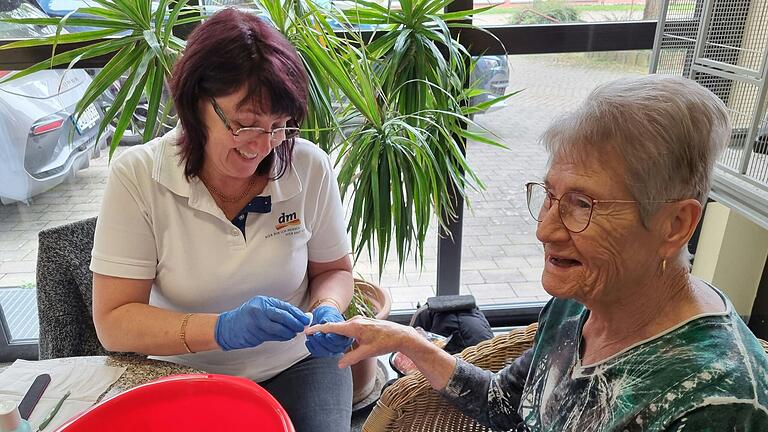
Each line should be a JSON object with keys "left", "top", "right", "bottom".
{"left": 346, "top": 278, "right": 391, "bottom": 404}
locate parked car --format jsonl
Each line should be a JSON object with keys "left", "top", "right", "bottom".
{"left": 471, "top": 55, "right": 510, "bottom": 110}
{"left": 0, "top": 0, "right": 108, "bottom": 203}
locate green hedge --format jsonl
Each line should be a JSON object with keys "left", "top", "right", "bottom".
{"left": 509, "top": 1, "right": 579, "bottom": 25}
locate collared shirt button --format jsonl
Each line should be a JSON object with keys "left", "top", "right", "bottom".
{"left": 238, "top": 214, "right": 245, "bottom": 220}
{"left": 231, "top": 228, "right": 239, "bottom": 236}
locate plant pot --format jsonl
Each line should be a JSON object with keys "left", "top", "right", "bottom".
{"left": 350, "top": 278, "right": 391, "bottom": 404}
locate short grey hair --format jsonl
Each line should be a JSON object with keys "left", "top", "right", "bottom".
{"left": 542, "top": 74, "right": 731, "bottom": 225}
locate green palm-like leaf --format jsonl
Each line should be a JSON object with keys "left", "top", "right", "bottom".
{"left": 0, "top": 36, "right": 142, "bottom": 84}
{"left": 0, "top": 0, "right": 202, "bottom": 155}
{"left": 143, "top": 58, "right": 166, "bottom": 143}
{"left": 2, "top": 16, "right": 135, "bottom": 29}
{"left": 75, "top": 42, "right": 144, "bottom": 129}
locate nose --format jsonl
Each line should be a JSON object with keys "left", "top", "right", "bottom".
{"left": 535, "top": 200, "right": 571, "bottom": 244}
{"left": 240, "top": 133, "right": 274, "bottom": 153}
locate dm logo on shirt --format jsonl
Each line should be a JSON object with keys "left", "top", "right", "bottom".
{"left": 265, "top": 211, "right": 304, "bottom": 239}
{"left": 276, "top": 211, "right": 301, "bottom": 230}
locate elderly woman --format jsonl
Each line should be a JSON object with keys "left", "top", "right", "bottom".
{"left": 90, "top": 9, "right": 353, "bottom": 430}
{"left": 309, "top": 75, "right": 768, "bottom": 431}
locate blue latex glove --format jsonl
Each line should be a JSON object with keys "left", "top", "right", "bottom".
{"left": 305, "top": 305, "right": 353, "bottom": 357}
{"left": 215, "top": 296, "right": 310, "bottom": 351}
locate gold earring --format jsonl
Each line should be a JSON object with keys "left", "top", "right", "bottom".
{"left": 661, "top": 258, "right": 667, "bottom": 275}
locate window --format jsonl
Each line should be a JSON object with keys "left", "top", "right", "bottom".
{"left": 0, "top": 0, "right": 657, "bottom": 354}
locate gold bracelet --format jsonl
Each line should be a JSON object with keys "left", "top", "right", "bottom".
{"left": 310, "top": 297, "right": 344, "bottom": 312}
{"left": 180, "top": 313, "right": 195, "bottom": 354}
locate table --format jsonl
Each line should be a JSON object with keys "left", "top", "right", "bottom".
{"left": 83, "top": 355, "right": 203, "bottom": 402}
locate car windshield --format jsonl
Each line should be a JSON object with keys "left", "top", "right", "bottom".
{"left": 0, "top": 3, "right": 57, "bottom": 39}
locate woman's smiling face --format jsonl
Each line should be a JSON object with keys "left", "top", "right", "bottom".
{"left": 536, "top": 153, "right": 664, "bottom": 306}
{"left": 201, "top": 87, "right": 292, "bottom": 181}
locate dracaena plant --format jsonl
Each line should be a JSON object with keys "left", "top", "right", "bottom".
{"left": 0, "top": 0, "right": 203, "bottom": 157}
{"left": 290, "top": 0, "right": 513, "bottom": 273}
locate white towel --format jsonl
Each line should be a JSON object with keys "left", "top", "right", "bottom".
{"left": 0, "top": 357, "right": 125, "bottom": 431}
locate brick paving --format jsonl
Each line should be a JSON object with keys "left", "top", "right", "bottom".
{"left": 354, "top": 54, "right": 644, "bottom": 308}
{"left": 0, "top": 55, "right": 643, "bottom": 316}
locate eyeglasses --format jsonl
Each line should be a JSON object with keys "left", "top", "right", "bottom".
{"left": 210, "top": 97, "right": 300, "bottom": 144}
{"left": 525, "top": 182, "right": 678, "bottom": 233}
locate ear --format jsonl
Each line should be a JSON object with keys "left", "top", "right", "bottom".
{"left": 198, "top": 98, "right": 209, "bottom": 116}
{"left": 657, "top": 199, "right": 702, "bottom": 258}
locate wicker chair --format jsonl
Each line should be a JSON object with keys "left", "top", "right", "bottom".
{"left": 363, "top": 324, "right": 768, "bottom": 432}
{"left": 362, "top": 323, "right": 538, "bottom": 432}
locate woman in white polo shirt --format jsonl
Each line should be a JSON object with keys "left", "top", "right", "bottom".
{"left": 89, "top": 9, "right": 354, "bottom": 430}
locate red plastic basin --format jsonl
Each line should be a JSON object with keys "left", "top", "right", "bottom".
{"left": 54, "top": 374, "right": 294, "bottom": 432}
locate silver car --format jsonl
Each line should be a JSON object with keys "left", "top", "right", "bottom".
{"left": 0, "top": 1, "right": 107, "bottom": 204}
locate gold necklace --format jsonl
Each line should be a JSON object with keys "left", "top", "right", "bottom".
{"left": 201, "top": 175, "right": 259, "bottom": 203}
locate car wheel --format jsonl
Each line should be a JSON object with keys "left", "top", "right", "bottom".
{"left": 114, "top": 103, "right": 148, "bottom": 146}
{"left": 102, "top": 79, "right": 175, "bottom": 146}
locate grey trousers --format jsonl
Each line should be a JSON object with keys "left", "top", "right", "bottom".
{"left": 260, "top": 354, "right": 353, "bottom": 432}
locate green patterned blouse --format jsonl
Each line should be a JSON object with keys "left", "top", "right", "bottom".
{"left": 441, "top": 285, "right": 768, "bottom": 431}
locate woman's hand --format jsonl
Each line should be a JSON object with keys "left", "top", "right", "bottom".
{"left": 215, "top": 296, "right": 310, "bottom": 351}
{"left": 306, "top": 317, "right": 418, "bottom": 368}
{"left": 307, "top": 317, "right": 458, "bottom": 391}
{"left": 305, "top": 305, "right": 353, "bottom": 357}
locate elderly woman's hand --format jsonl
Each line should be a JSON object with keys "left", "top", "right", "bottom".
{"left": 309, "top": 317, "right": 459, "bottom": 392}
{"left": 215, "top": 296, "right": 310, "bottom": 351}
{"left": 305, "top": 305, "right": 353, "bottom": 357}
{"left": 306, "top": 317, "right": 418, "bottom": 368}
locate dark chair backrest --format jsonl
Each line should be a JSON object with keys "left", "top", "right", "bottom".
{"left": 36, "top": 217, "right": 108, "bottom": 359}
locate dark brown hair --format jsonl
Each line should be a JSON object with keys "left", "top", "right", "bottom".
{"left": 170, "top": 8, "right": 308, "bottom": 179}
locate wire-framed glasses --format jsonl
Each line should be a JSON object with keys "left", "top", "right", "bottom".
{"left": 525, "top": 182, "right": 678, "bottom": 233}
{"left": 210, "top": 97, "right": 300, "bottom": 144}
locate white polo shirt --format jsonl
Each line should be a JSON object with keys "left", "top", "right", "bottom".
{"left": 90, "top": 128, "right": 350, "bottom": 381}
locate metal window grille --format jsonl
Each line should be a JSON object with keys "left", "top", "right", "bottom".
{"left": 651, "top": 0, "right": 701, "bottom": 75}
{"left": 652, "top": 0, "right": 768, "bottom": 229}
{"left": 698, "top": 0, "right": 767, "bottom": 77}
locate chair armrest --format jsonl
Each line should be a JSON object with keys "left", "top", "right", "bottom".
{"left": 362, "top": 323, "right": 538, "bottom": 432}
